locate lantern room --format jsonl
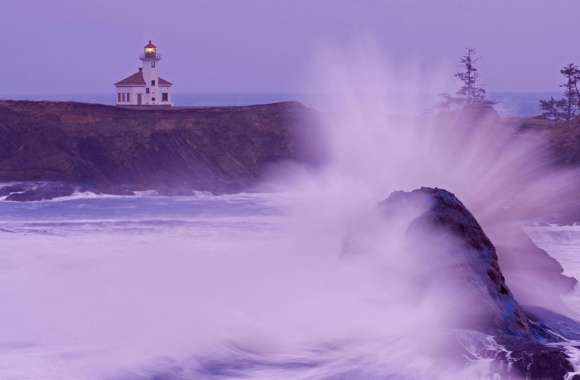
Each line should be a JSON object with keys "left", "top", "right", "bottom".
{"left": 144, "top": 40, "right": 157, "bottom": 58}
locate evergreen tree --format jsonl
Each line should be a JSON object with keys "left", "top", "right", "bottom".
{"left": 539, "top": 97, "right": 566, "bottom": 121}
{"left": 439, "top": 48, "right": 490, "bottom": 110}
{"left": 559, "top": 63, "right": 580, "bottom": 121}
{"left": 539, "top": 63, "right": 580, "bottom": 123}
{"left": 455, "top": 48, "right": 486, "bottom": 104}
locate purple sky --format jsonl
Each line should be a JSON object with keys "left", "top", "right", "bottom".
{"left": 2, "top": 0, "right": 580, "bottom": 94}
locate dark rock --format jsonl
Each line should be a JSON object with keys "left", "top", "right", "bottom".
{"left": 4, "top": 182, "right": 76, "bottom": 201}
{"left": 0, "top": 100, "right": 315, "bottom": 198}
{"left": 493, "top": 335, "right": 574, "bottom": 379}
{"left": 525, "top": 306, "right": 580, "bottom": 341}
{"left": 0, "top": 183, "right": 30, "bottom": 196}
{"left": 380, "top": 187, "right": 530, "bottom": 336}
{"left": 379, "top": 187, "right": 576, "bottom": 379}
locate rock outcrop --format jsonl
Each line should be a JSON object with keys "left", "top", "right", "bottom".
{"left": 0, "top": 182, "right": 79, "bottom": 201}
{"left": 0, "top": 100, "right": 314, "bottom": 200}
{"left": 379, "top": 187, "right": 577, "bottom": 379}
{"left": 380, "top": 187, "right": 530, "bottom": 336}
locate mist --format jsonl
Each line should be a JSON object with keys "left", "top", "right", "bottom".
{"left": 2, "top": 44, "right": 579, "bottom": 379}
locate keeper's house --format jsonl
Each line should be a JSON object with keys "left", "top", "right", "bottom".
{"left": 115, "top": 40, "right": 173, "bottom": 106}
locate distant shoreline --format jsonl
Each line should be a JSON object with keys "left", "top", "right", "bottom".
{"left": 0, "top": 91, "right": 561, "bottom": 117}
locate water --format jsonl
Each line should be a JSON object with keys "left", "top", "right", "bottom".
{"left": 1, "top": 192, "right": 579, "bottom": 379}
{"left": 489, "top": 91, "right": 561, "bottom": 117}
{"left": 0, "top": 192, "right": 280, "bottom": 234}
{"left": 1, "top": 57, "right": 578, "bottom": 379}
{"left": 0, "top": 193, "right": 291, "bottom": 379}
{"left": 2, "top": 193, "right": 470, "bottom": 380}
{"left": 0, "top": 91, "right": 560, "bottom": 117}
{"left": 5, "top": 193, "right": 438, "bottom": 380}
{"left": 527, "top": 226, "right": 580, "bottom": 315}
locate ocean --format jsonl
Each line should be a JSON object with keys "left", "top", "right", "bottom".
{"left": 0, "top": 91, "right": 561, "bottom": 117}
{"left": 0, "top": 191, "right": 579, "bottom": 379}
{"left": 0, "top": 193, "right": 292, "bottom": 379}
{"left": 1, "top": 91, "right": 579, "bottom": 379}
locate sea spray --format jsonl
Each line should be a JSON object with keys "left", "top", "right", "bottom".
{"left": 2, "top": 44, "right": 580, "bottom": 379}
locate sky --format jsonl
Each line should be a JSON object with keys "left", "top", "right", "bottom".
{"left": 2, "top": 0, "right": 580, "bottom": 94}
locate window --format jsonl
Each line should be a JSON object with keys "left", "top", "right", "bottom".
{"left": 146, "top": 88, "right": 150, "bottom": 94}
{"left": 151, "top": 61, "right": 155, "bottom": 68}
{"left": 162, "top": 93, "right": 168, "bottom": 102}
{"left": 122, "top": 93, "right": 125, "bottom": 102}
{"left": 118, "top": 93, "right": 121, "bottom": 102}
{"left": 151, "top": 80, "right": 156, "bottom": 86}
{"left": 152, "top": 97, "right": 156, "bottom": 102}
{"left": 127, "top": 93, "right": 131, "bottom": 102}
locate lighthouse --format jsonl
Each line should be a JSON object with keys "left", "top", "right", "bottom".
{"left": 115, "top": 40, "right": 173, "bottom": 107}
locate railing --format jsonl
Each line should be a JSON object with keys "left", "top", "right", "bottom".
{"left": 139, "top": 53, "right": 162, "bottom": 61}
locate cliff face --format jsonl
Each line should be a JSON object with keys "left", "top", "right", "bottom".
{"left": 0, "top": 101, "right": 313, "bottom": 195}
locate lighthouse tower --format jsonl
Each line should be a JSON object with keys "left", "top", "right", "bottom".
{"left": 115, "top": 40, "right": 173, "bottom": 107}
{"left": 141, "top": 41, "right": 161, "bottom": 104}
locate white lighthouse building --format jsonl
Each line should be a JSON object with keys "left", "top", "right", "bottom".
{"left": 115, "top": 41, "right": 173, "bottom": 106}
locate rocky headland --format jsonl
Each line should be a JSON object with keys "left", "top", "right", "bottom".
{"left": 0, "top": 100, "right": 315, "bottom": 201}
{"left": 3, "top": 100, "right": 580, "bottom": 205}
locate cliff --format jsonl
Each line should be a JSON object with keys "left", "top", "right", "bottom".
{"left": 0, "top": 100, "right": 314, "bottom": 198}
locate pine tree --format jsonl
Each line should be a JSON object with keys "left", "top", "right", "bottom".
{"left": 539, "top": 63, "right": 580, "bottom": 123}
{"left": 539, "top": 97, "right": 566, "bottom": 121}
{"left": 439, "top": 48, "right": 489, "bottom": 110}
{"left": 559, "top": 63, "right": 580, "bottom": 121}
{"left": 455, "top": 48, "right": 486, "bottom": 104}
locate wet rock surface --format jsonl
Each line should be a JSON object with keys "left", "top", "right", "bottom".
{"left": 380, "top": 187, "right": 578, "bottom": 379}
{"left": 493, "top": 335, "right": 575, "bottom": 378}
{"left": 0, "top": 181, "right": 141, "bottom": 201}
{"left": 1, "top": 182, "right": 77, "bottom": 201}
{"left": 380, "top": 187, "right": 530, "bottom": 335}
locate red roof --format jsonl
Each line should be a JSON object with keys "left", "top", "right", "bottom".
{"left": 115, "top": 70, "right": 146, "bottom": 86}
{"left": 145, "top": 40, "right": 156, "bottom": 49}
{"left": 115, "top": 69, "right": 172, "bottom": 87}
{"left": 159, "top": 77, "right": 172, "bottom": 86}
